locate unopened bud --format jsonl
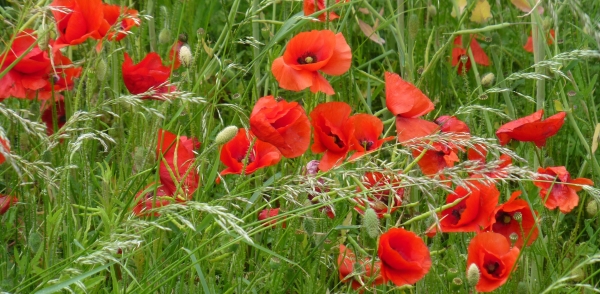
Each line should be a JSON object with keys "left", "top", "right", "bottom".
{"left": 303, "top": 217, "right": 315, "bottom": 236}
{"left": 571, "top": 268, "right": 585, "bottom": 282}
{"left": 215, "top": 126, "right": 238, "bottom": 145}
{"left": 586, "top": 200, "right": 598, "bottom": 217}
{"left": 96, "top": 58, "right": 107, "bottom": 82}
{"left": 408, "top": 14, "right": 419, "bottom": 40}
{"left": 467, "top": 264, "right": 480, "bottom": 287}
{"left": 363, "top": 208, "right": 380, "bottom": 239}
{"left": 37, "top": 24, "right": 49, "bottom": 51}
{"left": 542, "top": 17, "right": 553, "bottom": 31}
{"left": 480, "top": 72, "right": 495, "bottom": 87}
{"left": 427, "top": 5, "right": 437, "bottom": 17}
{"left": 159, "top": 27, "right": 171, "bottom": 44}
{"left": 179, "top": 44, "right": 193, "bottom": 67}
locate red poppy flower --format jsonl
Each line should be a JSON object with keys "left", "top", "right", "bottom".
{"left": 355, "top": 172, "right": 405, "bottom": 218}
{"left": 249, "top": 95, "right": 311, "bottom": 158}
{"left": 97, "top": 4, "right": 140, "bottom": 41}
{"left": 169, "top": 41, "right": 185, "bottom": 70}
{"left": 0, "top": 134, "right": 10, "bottom": 165}
{"left": 258, "top": 208, "right": 286, "bottom": 228}
{"left": 41, "top": 97, "right": 67, "bottom": 135}
{"left": 0, "top": 195, "right": 17, "bottom": 214}
{"left": 310, "top": 102, "right": 354, "bottom": 171}
{"left": 122, "top": 52, "right": 175, "bottom": 98}
{"left": 496, "top": 110, "right": 566, "bottom": 147}
{"left": 271, "top": 30, "right": 352, "bottom": 95}
{"left": 133, "top": 182, "right": 173, "bottom": 217}
{"left": 435, "top": 115, "right": 470, "bottom": 134}
{"left": 534, "top": 166, "right": 593, "bottom": 213}
{"left": 304, "top": 0, "right": 345, "bottom": 22}
{"left": 486, "top": 191, "right": 539, "bottom": 248}
{"left": 50, "top": 0, "right": 104, "bottom": 46}
{"left": 429, "top": 180, "right": 500, "bottom": 235}
{"left": 305, "top": 160, "right": 336, "bottom": 219}
{"left": 385, "top": 72, "right": 434, "bottom": 119}
{"left": 467, "top": 144, "right": 513, "bottom": 179}
{"left": 451, "top": 35, "right": 490, "bottom": 73}
{"left": 0, "top": 30, "right": 81, "bottom": 100}
{"left": 467, "top": 232, "right": 520, "bottom": 292}
{"left": 524, "top": 29, "right": 555, "bottom": 53}
{"left": 157, "top": 129, "right": 200, "bottom": 200}
{"left": 378, "top": 228, "right": 431, "bottom": 286}
{"left": 348, "top": 114, "right": 394, "bottom": 160}
{"left": 220, "top": 128, "right": 281, "bottom": 176}
{"left": 338, "top": 244, "right": 384, "bottom": 291}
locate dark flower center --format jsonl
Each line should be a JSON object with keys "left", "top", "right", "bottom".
{"left": 236, "top": 150, "right": 255, "bottom": 164}
{"left": 485, "top": 261, "right": 501, "bottom": 277}
{"left": 360, "top": 139, "right": 374, "bottom": 151}
{"left": 297, "top": 53, "right": 317, "bottom": 65}
{"left": 327, "top": 132, "right": 345, "bottom": 148}
{"left": 495, "top": 211, "right": 512, "bottom": 224}
{"left": 450, "top": 203, "right": 467, "bottom": 224}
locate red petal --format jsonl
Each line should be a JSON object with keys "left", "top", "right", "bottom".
{"left": 385, "top": 72, "right": 434, "bottom": 118}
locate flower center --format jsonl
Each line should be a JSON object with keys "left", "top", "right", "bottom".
{"left": 297, "top": 53, "right": 317, "bottom": 65}
{"left": 327, "top": 132, "right": 345, "bottom": 148}
{"left": 495, "top": 211, "right": 512, "bottom": 224}
{"left": 484, "top": 261, "right": 501, "bottom": 277}
{"left": 360, "top": 139, "right": 374, "bottom": 151}
{"left": 450, "top": 204, "right": 467, "bottom": 224}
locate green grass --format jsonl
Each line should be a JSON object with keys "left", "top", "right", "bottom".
{"left": 1, "top": 0, "right": 600, "bottom": 293}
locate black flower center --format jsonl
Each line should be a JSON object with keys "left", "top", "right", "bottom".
{"left": 360, "top": 139, "right": 374, "bottom": 151}
{"left": 495, "top": 211, "right": 512, "bottom": 224}
{"left": 485, "top": 261, "right": 501, "bottom": 277}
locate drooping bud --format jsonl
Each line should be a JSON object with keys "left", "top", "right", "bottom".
{"left": 159, "top": 27, "right": 171, "bottom": 44}
{"left": 467, "top": 263, "right": 480, "bottom": 287}
{"left": 37, "top": 24, "right": 49, "bottom": 51}
{"left": 480, "top": 72, "right": 495, "bottom": 87}
{"left": 96, "top": 58, "right": 107, "bottom": 82}
{"left": 215, "top": 126, "right": 238, "bottom": 145}
{"left": 363, "top": 208, "right": 380, "bottom": 239}
{"left": 571, "top": 268, "right": 585, "bottom": 282}
{"left": 586, "top": 200, "right": 598, "bottom": 217}
{"left": 408, "top": 14, "right": 419, "bottom": 40}
{"left": 303, "top": 217, "right": 315, "bottom": 236}
{"left": 427, "top": 5, "right": 437, "bottom": 17}
{"left": 178, "top": 44, "right": 193, "bottom": 67}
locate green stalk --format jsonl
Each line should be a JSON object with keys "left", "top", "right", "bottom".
{"left": 252, "top": 0, "right": 261, "bottom": 93}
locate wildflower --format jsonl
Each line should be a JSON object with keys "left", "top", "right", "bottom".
{"left": 486, "top": 191, "right": 539, "bottom": 248}
{"left": 41, "top": 97, "right": 67, "bottom": 135}
{"left": 157, "top": 129, "right": 200, "bottom": 200}
{"left": 429, "top": 179, "right": 500, "bottom": 235}
{"left": 451, "top": 35, "right": 490, "bottom": 73}
{"left": 258, "top": 208, "right": 286, "bottom": 228}
{"left": 0, "top": 195, "right": 17, "bottom": 214}
{"left": 534, "top": 166, "right": 593, "bottom": 213}
{"left": 303, "top": 0, "right": 345, "bottom": 22}
{"left": 378, "top": 228, "right": 431, "bottom": 286}
{"left": 310, "top": 102, "right": 354, "bottom": 171}
{"left": 271, "top": 30, "right": 352, "bottom": 95}
{"left": 467, "top": 144, "right": 513, "bottom": 179}
{"left": 338, "top": 245, "right": 384, "bottom": 290}
{"left": 215, "top": 126, "right": 239, "bottom": 145}
{"left": 496, "top": 110, "right": 566, "bottom": 147}
{"left": 0, "top": 134, "right": 9, "bottom": 164}
{"left": 348, "top": 114, "right": 394, "bottom": 160}
{"left": 511, "top": 0, "right": 544, "bottom": 13}
{"left": 168, "top": 40, "right": 185, "bottom": 70}
{"left": 523, "top": 29, "right": 555, "bottom": 53}
{"left": 470, "top": 0, "right": 492, "bottom": 24}
{"left": 355, "top": 172, "right": 405, "bottom": 218}
{"left": 0, "top": 30, "right": 81, "bottom": 100}
{"left": 98, "top": 4, "right": 140, "bottom": 41}
{"left": 50, "top": 0, "right": 103, "bottom": 45}
{"left": 132, "top": 183, "right": 173, "bottom": 217}
{"left": 385, "top": 72, "right": 434, "bottom": 119}
{"left": 305, "top": 160, "right": 336, "bottom": 219}
{"left": 122, "top": 52, "right": 175, "bottom": 98}
{"left": 219, "top": 128, "right": 281, "bottom": 176}
{"left": 467, "top": 232, "right": 520, "bottom": 292}
{"left": 249, "top": 95, "right": 311, "bottom": 158}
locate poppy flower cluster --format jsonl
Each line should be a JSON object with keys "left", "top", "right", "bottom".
{"left": 271, "top": 30, "right": 352, "bottom": 95}
{"left": 133, "top": 129, "right": 200, "bottom": 216}
{"left": 338, "top": 244, "right": 384, "bottom": 291}
{"left": 303, "top": 0, "right": 346, "bottom": 22}
{"left": 534, "top": 166, "right": 593, "bottom": 213}
{"left": 355, "top": 172, "right": 405, "bottom": 218}
{"left": 219, "top": 128, "right": 281, "bottom": 177}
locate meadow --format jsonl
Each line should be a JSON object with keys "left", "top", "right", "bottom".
{"left": 1, "top": 0, "right": 600, "bottom": 293}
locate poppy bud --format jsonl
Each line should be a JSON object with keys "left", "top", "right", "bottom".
{"left": 480, "top": 72, "right": 495, "bottom": 87}
{"left": 178, "top": 44, "right": 193, "bottom": 67}
{"left": 28, "top": 231, "right": 43, "bottom": 254}
{"left": 586, "top": 200, "right": 598, "bottom": 217}
{"left": 96, "top": 58, "right": 107, "bottom": 82}
{"left": 363, "top": 208, "right": 380, "bottom": 238}
{"left": 303, "top": 217, "right": 315, "bottom": 236}
{"left": 517, "top": 282, "right": 528, "bottom": 293}
{"left": 159, "top": 27, "right": 171, "bottom": 44}
{"left": 543, "top": 17, "right": 553, "bottom": 31}
{"left": 467, "top": 263, "right": 480, "bottom": 287}
{"left": 571, "top": 268, "right": 585, "bottom": 282}
{"left": 427, "top": 5, "right": 437, "bottom": 17}
{"left": 37, "top": 24, "right": 49, "bottom": 51}
{"left": 215, "top": 125, "right": 238, "bottom": 145}
{"left": 408, "top": 14, "right": 419, "bottom": 40}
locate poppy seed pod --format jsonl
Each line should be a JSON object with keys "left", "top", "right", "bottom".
{"left": 450, "top": 277, "right": 463, "bottom": 291}
{"left": 408, "top": 14, "right": 419, "bottom": 40}
{"left": 481, "top": 72, "right": 495, "bottom": 87}
{"left": 215, "top": 126, "right": 238, "bottom": 145}
{"left": 178, "top": 44, "right": 193, "bottom": 67}
{"left": 467, "top": 264, "right": 480, "bottom": 287}
{"left": 363, "top": 208, "right": 380, "bottom": 238}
